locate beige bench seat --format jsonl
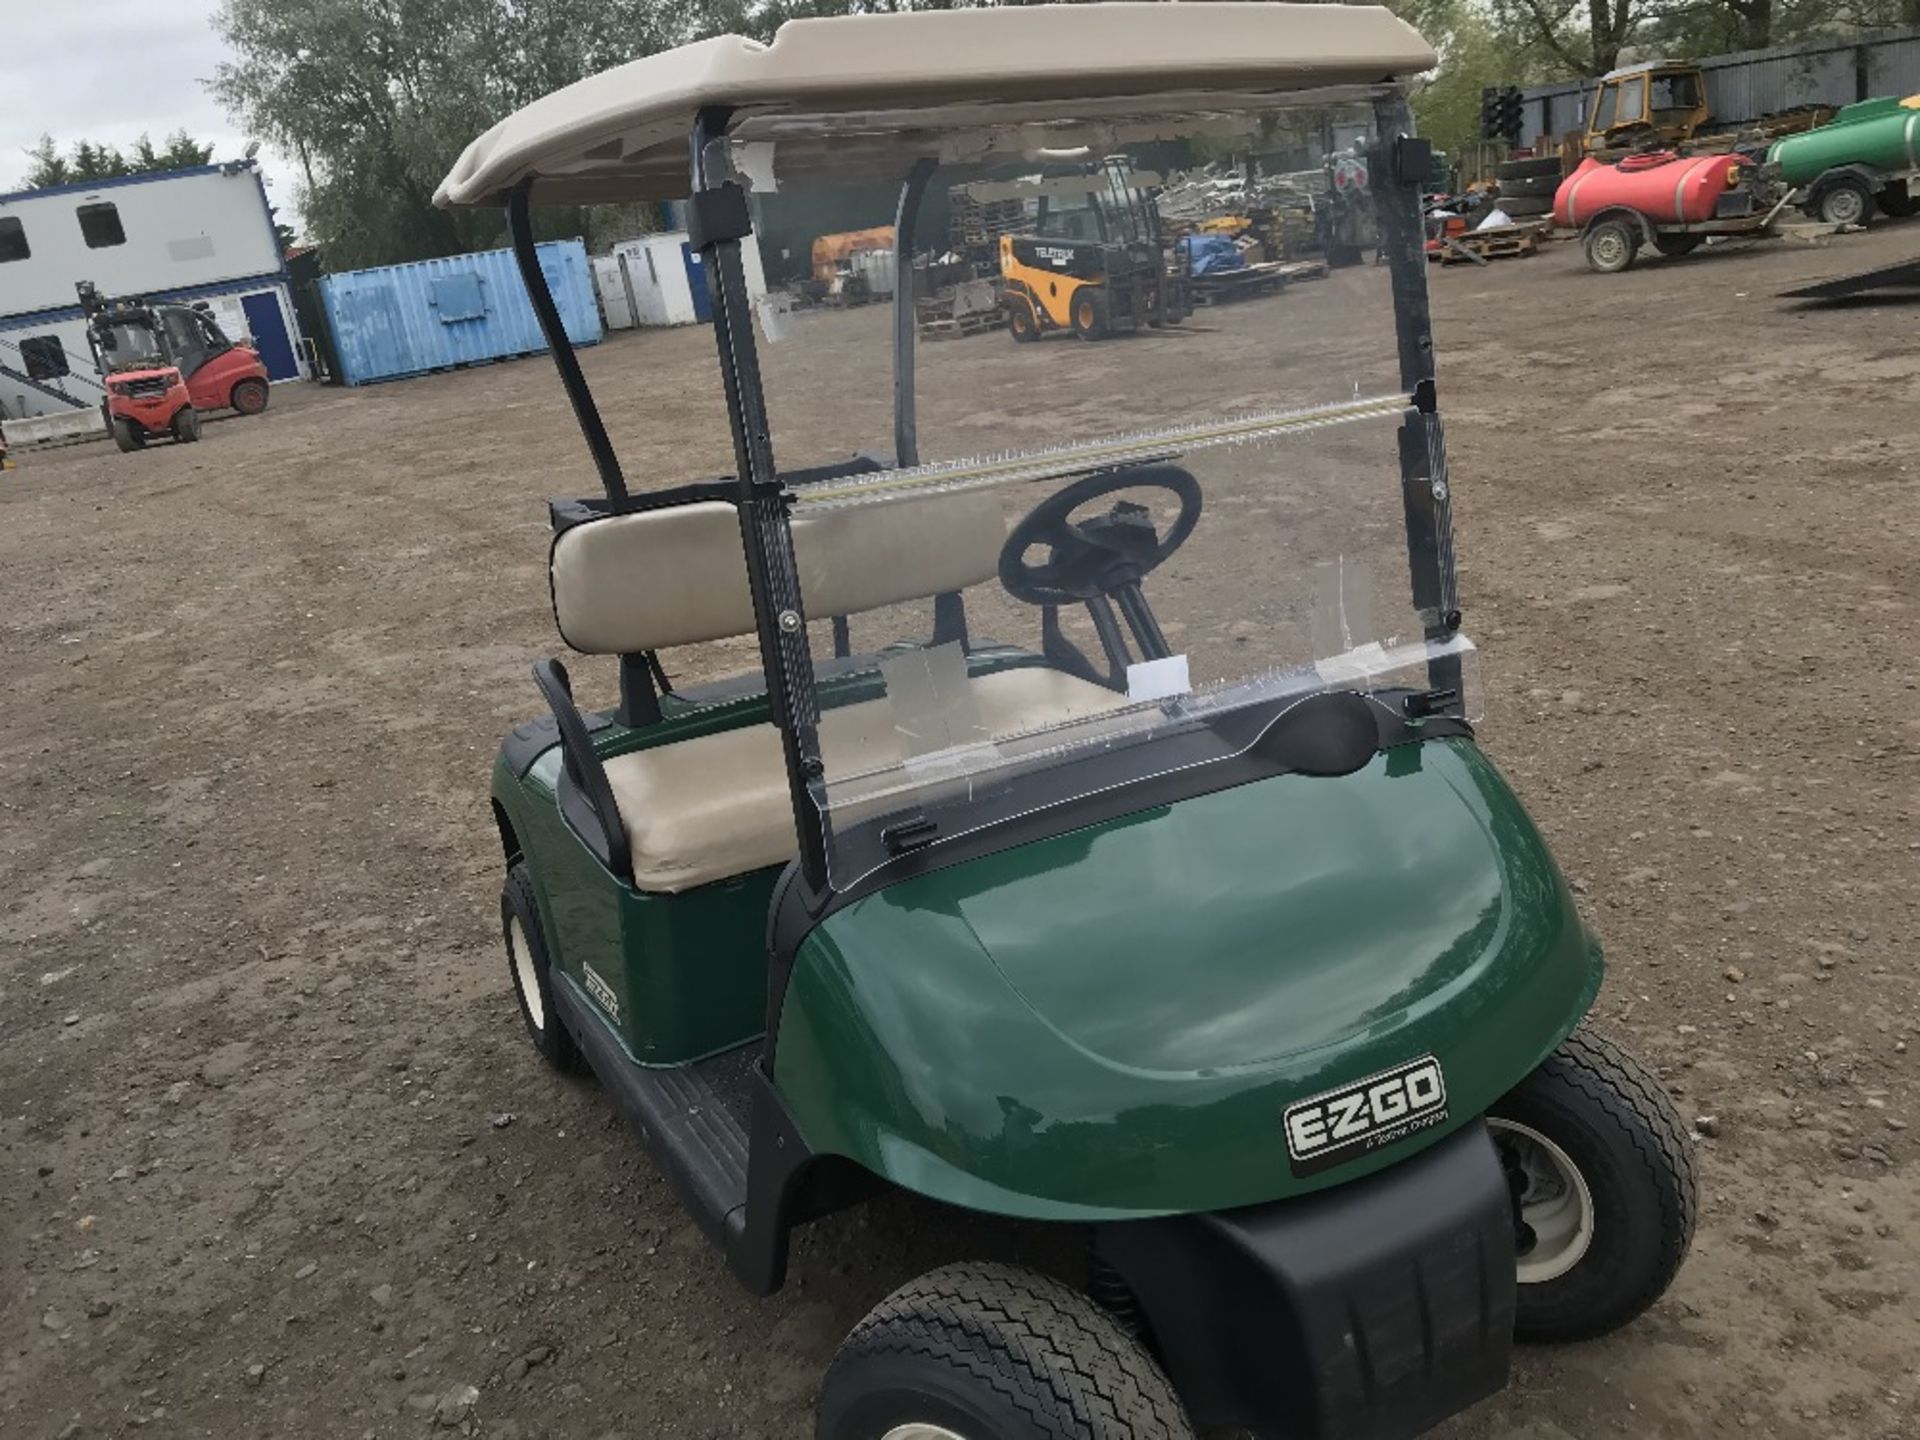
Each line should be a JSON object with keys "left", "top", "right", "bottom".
{"left": 605, "top": 667, "right": 1126, "bottom": 892}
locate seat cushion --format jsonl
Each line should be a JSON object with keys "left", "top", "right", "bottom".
{"left": 603, "top": 666, "right": 1128, "bottom": 892}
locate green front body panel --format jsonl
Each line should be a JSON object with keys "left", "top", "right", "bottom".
{"left": 1770, "top": 99, "right": 1920, "bottom": 185}
{"left": 494, "top": 748, "right": 775, "bottom": 1064}
{"left": 774, "top": 737, "right": 1603, "bottom": 1220}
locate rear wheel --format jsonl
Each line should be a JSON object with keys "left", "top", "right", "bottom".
{"left": 1007, "top": 299, "right": 1039, "bottom": 343}
{"left": 500, "top": 863, "right": 586, "bottom": 1074}
{"left": 1070, "top": 288, "right": 1109, "bottom": 341}
{"left": 1584, "top": 219, "right": 1640, "bottom": 274}
{"left": 1489, "top": 1027, "right": 1696, "bottom": 1343}
{"left": 817, "top": 1263, "right": 1193, "bottom": 1440}
{"left": 172, "top": 407, "right": 202, "bottom": 443}
{"left": 110, "top": 418, "right": 143, "bottom": 453}
{"left": 1815, "top": 175, "right": 1876, "bottom": 227}
{"left": 230, "top": 377, "right": 270, "bottom": 415}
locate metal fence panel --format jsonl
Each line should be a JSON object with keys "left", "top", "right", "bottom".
{"left": 315, "top": 239, "right": 601, "bottom": 388}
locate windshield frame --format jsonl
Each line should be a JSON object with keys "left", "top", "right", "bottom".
{"left": 506, "top": 88, "right": 1459, "bottom": 904}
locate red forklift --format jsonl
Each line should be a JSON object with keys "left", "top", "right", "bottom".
{"left": 78, "top": 281, "right": 273, "bottom": 453}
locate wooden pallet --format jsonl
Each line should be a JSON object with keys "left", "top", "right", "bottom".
{"left": 1437, "top": 224, "right": 1543, "bottom": 266}
{"left": 917, "top": 309, "right": 1002, "bottom": 341}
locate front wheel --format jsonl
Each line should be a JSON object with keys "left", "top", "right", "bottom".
{"left": 230, "top": 377, "right": 270, "bottom": 415}
{"left": 1816, "top": 175, "right": 1876, "bottom": 227}
{"left": 1007, "top": 299, "right": 1039, "bottom": 343}
{"left": 172, "top": 407, "right": 202, "bottom": 443}
{"left": 1584, "top": 219, "right": 1640, "bottom": 274}
{"left": 1070, "top": 287, "right": 1109, "bottom": 341}
{"left": 1489, "top": 1027, "right": 1696, "bottom": 1343}
{"left": 110, "top": 418, "right": 144, "bottom": 453}
{"left": 817, "top": 1263, "right": 1193, "bottom": 1440}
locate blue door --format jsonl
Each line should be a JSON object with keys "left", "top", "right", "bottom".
{"left": 241, "top": 291, "right": 300, "bottom": 380}
{"left": 680, "top": 244, "right": 713, "bottom": 323}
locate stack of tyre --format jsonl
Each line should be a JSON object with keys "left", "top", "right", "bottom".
{"left": 1494, "top": 155, "right": 1563, "bottom": 221}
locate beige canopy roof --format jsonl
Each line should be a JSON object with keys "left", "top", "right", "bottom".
{"left": 435, "top": 3, "right": 1435, "bottom": 208}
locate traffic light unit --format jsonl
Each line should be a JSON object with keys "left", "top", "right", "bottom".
{"left": 1479, "top": 86, "right": 1525, "bottom": 144}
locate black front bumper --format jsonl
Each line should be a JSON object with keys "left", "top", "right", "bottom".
{"left": 1097, "top": 1124, "right": 1515, "bottom": 1440}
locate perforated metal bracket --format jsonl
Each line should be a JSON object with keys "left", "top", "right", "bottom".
{"left": 688, "top": 182, "right": 752, "bottom": 250}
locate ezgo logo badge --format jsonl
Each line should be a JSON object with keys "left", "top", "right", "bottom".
{"left": 1284, "top": 1057, "right": 1448, "bottom": 1177}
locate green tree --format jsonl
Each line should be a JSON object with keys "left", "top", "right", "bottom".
{"left": 23, "top": 129, "right": 219, "bottom": 189}
{"left": 211, "top": 0, "right": 701, "bottom": 269}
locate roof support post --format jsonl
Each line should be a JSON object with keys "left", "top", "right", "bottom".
{"left": 1369, "top": 95, "right": 1461, "bottom": 694}
{"left": 506, "top": 182, "right": 628, "bottom": 504}
{"left": 688, "top": 106, "right": 830, "bottom": 899}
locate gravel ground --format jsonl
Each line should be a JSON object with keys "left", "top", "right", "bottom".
{"left": 3, "top": 219, "right": 1916, "bottom": 1440}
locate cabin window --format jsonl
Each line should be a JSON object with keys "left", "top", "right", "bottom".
{"left": 20, "top": 334, "right": 69, "bottom": 380}
{"left": 77, "top": 202, "right": 126, "bottom": 249}
{"left": 0, "top": 216, "right": 27, "bottom": 263}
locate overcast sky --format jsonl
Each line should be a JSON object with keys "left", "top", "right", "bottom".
{"left": 1, "top": 0, "right": 303, "bottom": 228}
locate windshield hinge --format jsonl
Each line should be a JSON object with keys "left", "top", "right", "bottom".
{"left": 1404, "top": 687, "right": 1459, "bottom": 720}
{"left": 688, "top": 182, "right": 752, "bottom": 250}
{"left": 880, "top": 816, "right": 940, "bottom": 854}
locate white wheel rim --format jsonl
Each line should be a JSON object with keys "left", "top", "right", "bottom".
{"left": 1489, "top": 1118, "right": 1595, "bottom": 1283}
{"left": 507, "top": 915, "right": 544, "bottom": 1030}
{"left": 1826, "top": 189, "right": 1864, "bottom": 225}
{"left": 1593, "top": 231, "right": 1626, "bottom": 267}
{"left": 881, "top": 1427, "right": 970, "bottom": 1440}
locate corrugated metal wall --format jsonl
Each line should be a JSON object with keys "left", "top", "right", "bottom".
{"left": 1519, "top": 24, "right": 1920, "bottom": 146}
{"left": 316, "top": 239, "right": 602, "bottom": 387}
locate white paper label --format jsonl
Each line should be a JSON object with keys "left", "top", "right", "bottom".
{"left": 1126, "top": 654, "right": 1191, "bottom": 703}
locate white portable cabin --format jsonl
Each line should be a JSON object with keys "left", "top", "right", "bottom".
{"left": 592, "top": 254, "right": 637, "bottom": 329}
{"left": 0, "top": 163, "right": 306, "bottom": 425}
{"left": 607, "top": 231, "right": 768, "bottom": 328}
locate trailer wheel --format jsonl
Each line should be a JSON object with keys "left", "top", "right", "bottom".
{"left": 1488, "top": 1027, "right": 1696, "bottom": 1343}
{"left": 1071, "top": 288, "right": 1109, "bottom": 341}
{"left": 230, "top": 378, "right": 271, "bottom": 415}
{"left": 501, "top": 863, "right": 587, "bottom": 1074}
{"left": 110, "top": 418, "right": 144, "bottom": 453}
{"left": 817, "top": 1263, "right": 1193, "bottom": 1440}
{"left": 172, "top": 408, "right": 202, "bottom": 443}
{"left": 1584, "top": 219, "right": 1640, "bottom": 274}
{"left": 1007, "top": 300, "right": 1040, "bottom": 343}
{"left": 1815, "top": 175, "right": 1876, "bottom": 227}
{"left": 1877, "top": 182, "right": 1915, "bottom": 219}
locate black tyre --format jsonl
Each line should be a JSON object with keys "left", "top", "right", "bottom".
{"left": 1498, "top": 174, "right": 1560, "bottom": 200}
{"left": 500, "top": 863, "right": 586, "bottom": 1074}
{"left": 1497, "top": 156, "right": 1563, "bottom": 181}
{"left": 817, "top": 1263, "right": 1193, "bottom": 1440}
{"left": 172, "top": 407, "right": 202, "bottom": 443}
{"left": 1070, "top": 287, "right": 1109, "bottom": 341}
{"left": 110, "top": 418, "right": 144, "bottom": 453}
{"left": 1656, "top": 234, "right": 1702, "bottom": 258}
{"left": 1497, "top": 195, "right": 1553, "bottom": 218}
{"left": 1008, "top": 299, "right": 1040, "bottom": 343}
{"left": 1878, "top": 182, "right": 1916, "bottom": 219}
{"left": 1815, "top": 174, "right": 1876, "bottom": 227}
{"left": 1584, "top": 219, "right": 1640, "bottom": 274}
{"left": 1488, "top": 1027, "right": 1696, "bottom": 1343}
{"left": 230, "top": 377, "right": 271, "bottom": 415}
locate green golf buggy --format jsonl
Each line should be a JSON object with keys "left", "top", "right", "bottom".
{"left": 438, "top": 6, "right": 1695, "bottom": 1437}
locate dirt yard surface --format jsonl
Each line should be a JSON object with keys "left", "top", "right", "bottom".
{"left": 4, "top": 222, "right": 1917, "bottom": 1440}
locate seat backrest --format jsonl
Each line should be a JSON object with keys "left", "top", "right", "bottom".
{"left": 550, "top": 487, "right": 1005, "bottom": 655}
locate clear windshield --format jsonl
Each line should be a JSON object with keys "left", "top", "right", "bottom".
{"left": 97, "top": 321, "right": 166, "bottom": 372}
{"left": 720, "top": 90, "right": 1472, "bottom": 889}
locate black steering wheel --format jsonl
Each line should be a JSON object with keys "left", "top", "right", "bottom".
{"left": 997, "top": 464, "right": 1203, "bottom": 607}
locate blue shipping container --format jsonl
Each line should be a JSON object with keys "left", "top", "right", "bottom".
{"left": 316, "top": 239, "right": 602, "bottom": 387}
